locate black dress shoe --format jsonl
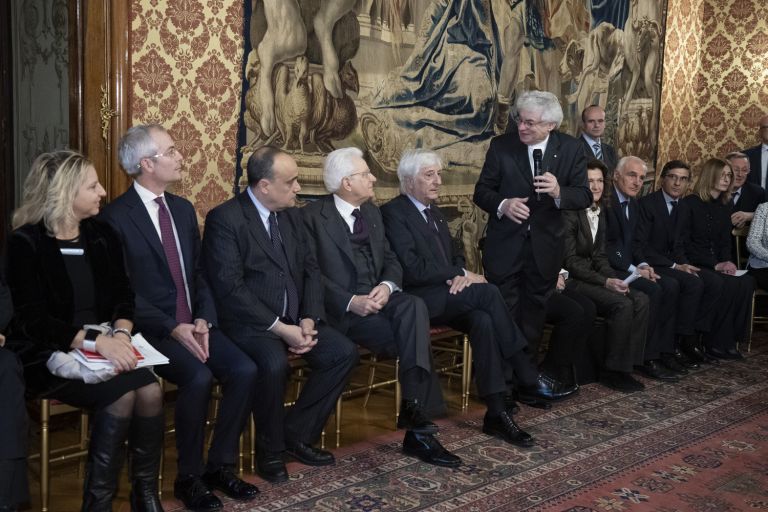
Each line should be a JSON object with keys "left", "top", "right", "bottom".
{"left": 660, "top": 354, "right": 688, "bottom": 375}
{"left": 174, "top": 475, "right": 222, "bottom": 512}
{"left": 519, "top": 373, "right": 578, "bottom": 402}
{"left": 202, "top": 466, "right": 259, "bottom": 501}
{"left": 482, "top": 411, "right": 535, "bottom": 447}
{"left": 635, "top": 360, "right": 680, "bottom": 382}
{"left": 397, "top": 399, "right": 438, "bottom": 434}
{"left": 705, "top": 347, "right": 744, "bottom": 360}
{"left": 673, "top": 348, "right": 699, "bottom": 369}
{"left": 256, "top": 452, "right": 288, "bottom": 483}
{"left": 402, "top": 431, "right": 462, "bottom": 467}
{"left": 599, "top": 370, "right": 645, "bottom": 392}
{"left": 286, "top": 441, "right": 335, "bottom": 466}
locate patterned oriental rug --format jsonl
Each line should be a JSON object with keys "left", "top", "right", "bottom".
{"left": 164, "top": 340, "right": 768, "bottom": 512}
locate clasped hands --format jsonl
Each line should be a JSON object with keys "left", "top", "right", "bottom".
{"left": 171, "top": 319, "right": 210, "bottom": 362}
{"left": 349, "top": 284, "right": 391, "bottom": 317}
{"left": 501, "top": 173, "right": 560, "bottom": 224}
{"left": 273, "top": 318, "right": 318, "bottom": 355}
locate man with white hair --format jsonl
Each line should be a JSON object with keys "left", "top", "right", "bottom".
{"left": 474, "top": 90, "right": 591, "bottom": 366}
{"left": 382, "top": 149, "right": 577, "bottom": 448}
{"left": 302, "top": 147, "right": 462, "bottom": 467}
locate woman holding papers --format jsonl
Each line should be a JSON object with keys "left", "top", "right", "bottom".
{"left": 561, "top": 159, "right": 649, "bottom": 392}
{"left": 678, "top": 158, "right": 755, "bottom": 360}
{"left": 6, "top": 150, "right": 164, "bottom": 511}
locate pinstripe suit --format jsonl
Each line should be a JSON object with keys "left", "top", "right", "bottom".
{"left": 202, "top": 192, "right": 357, "bottom": 452}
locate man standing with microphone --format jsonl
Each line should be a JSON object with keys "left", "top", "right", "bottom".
{"left": 474, "top": 90, "right": 591, "bottom": 367}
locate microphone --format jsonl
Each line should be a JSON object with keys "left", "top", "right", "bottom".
{"left": 533, "top": 149, "right": 543, "bottom": 201}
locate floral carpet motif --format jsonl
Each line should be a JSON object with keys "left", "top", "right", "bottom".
{"left": 164, "top": 340, "right": 768, "bottom": 511}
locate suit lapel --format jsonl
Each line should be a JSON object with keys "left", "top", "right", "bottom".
{"left": 512, "top": 139, "right": 534, "bottom": 187}
{"left": 124, "top": 186, "right": 166, "bottom": 264}
{"left": 320, "top": 196, "right": 354, "bottom": 265}
{"left": 542, "top": 132, "right": 562, "bottom": 177}
{"left": 578, "top": 209, "right": 594, "bottom": 246}
{"left": 237, "top": 193, "right": 283, "bottom": 269}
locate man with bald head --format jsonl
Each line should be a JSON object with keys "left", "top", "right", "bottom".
{"left": 744, "top": 114, "right": 768, "bottom": 191}
{"left": 580, "top": 105, "right": 618, "bottom": 172}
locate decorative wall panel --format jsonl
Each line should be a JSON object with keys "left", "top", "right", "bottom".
{"left": 658, "top": 0, "right": 768, "bottom": 181}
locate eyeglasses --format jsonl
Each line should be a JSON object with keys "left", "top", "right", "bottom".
{"left": 512, "top": 114, "right": 549, "bottom": 129}
{"left": 664, "top": 174, "right": 690, "bottom": 183}
{"left": 345, "top": 170, "right": 373, "bottom": 180}
{"left": 150, "top": 147, "right": 179, "bottom": 160}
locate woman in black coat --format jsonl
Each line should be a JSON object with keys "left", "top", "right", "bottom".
{"left": 678, "top": 158, "right": 755, "bottom": 359}
{"left": 6, "top": 150, "right": 164, "bottom": 511}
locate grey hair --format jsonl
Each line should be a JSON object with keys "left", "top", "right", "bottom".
{"left": 323, "top": 147, "right": 364, "bottom": 193}
{"left": 615, "top": 155, "right": 648, "bottom": 175}
{"left": 397, "top": 149, "right": 443, "bottom": 194}
{"left": 725, "top": 151, "right": 749, "bottom": 162}
{"left": 515, "top": 90, "right": 564, "bottom": 127}
{"left": 118, "top": 124, "right": 165, "bottom": 176}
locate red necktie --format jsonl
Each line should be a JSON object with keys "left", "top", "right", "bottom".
{"left": 155, "top": 197, "right": 193, "bottom": 323}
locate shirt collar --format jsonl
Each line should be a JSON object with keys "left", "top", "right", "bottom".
{"left": 133, "top": 180, "right": 163, "bottom": 205}
{"left": 582, "top": 133, "right": 600, "bottom": 146}
{"left": 246, "top": 186, "right": 272, "bottom": 226}
{"left": 614, "top": 187, "right": 629, "bottom": 204}
{"left": 406, "top": 194, "right": 429, "bottom": 213}
{"left": 661, "top": 190, "right": 680, "bottom": 204}
{"left": 333, "top": 193, "right": 359, "bottom": 218}
{"left": 528, "top": 135, "right": 549, "bottom": 153}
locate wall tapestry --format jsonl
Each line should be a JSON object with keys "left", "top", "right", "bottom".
{"left": 237, "top": 0, "right": 668, "bottom": 267}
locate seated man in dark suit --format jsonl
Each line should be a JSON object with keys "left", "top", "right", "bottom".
{"left": 381, "top": 150, "right": 577, "bottom": 448}
{"left": 202, "top": 147, "right": 359, "bottom": 482}
{"left": 101, "top": 124, "right": 260, "bottom": 511}
{"left": 302, "top": 147, "right": 461, "bottom": 467}
{"left": 0, "top": 278, "right": 29, "bottom": 512}
{"left": 604, "top": 156, "right": 680, "bottom": 382}
{"left": 635, "top": 160, "right": 709, "bottom": 372}
{"left": 727, "top": 151, "right": 765, "bottom": 229}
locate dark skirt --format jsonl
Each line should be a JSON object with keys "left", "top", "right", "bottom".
{"left": 45, "top": 368, "right": 158, "bottom": 411}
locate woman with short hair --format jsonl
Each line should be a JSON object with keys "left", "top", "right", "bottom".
{"left": 6, "top": 150, "right": 164, "bottom": 511}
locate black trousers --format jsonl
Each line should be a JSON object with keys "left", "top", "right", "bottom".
{"left": 0, "top": 349, "right": 29, "bottom": 507}
{"left": 428, "top": 283, "right": 528, "bottom": 398}
{"left": 654, "top": 267, "right": 705, "bottom": 336}
{"left": 345, "top": 292, "right": 446, "bottom": 417}
{"left": 619, "top": 272, "right": 678, "bottom": 359}
{"left": 150, "top": 329, "right": 258, "bottom": 476}
{"left": 486, "top": 236, "right": 557, "bottom": 358}
{"left": 698, "top": 268, "right": 754, "bottom": 350}
{"left": 228, "top": 323, "right": 358, "bottom": 453}
{"left": 566, "top": 280, "right": 647, "bottom": 372}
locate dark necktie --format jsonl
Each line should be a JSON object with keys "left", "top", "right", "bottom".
{"left": 423, "top": 207, "right": 449, "bottom": 264}
{"left": 268, "top": 212, "right": 299, "bottom": 323}
{"left": 733, "top": 191, "right": 740, "bottom": 205}
{"left": 593, "top": 142, "right": 603, "bottom": 160}
{"left": 154, "top": 197, "right": 192, "bottom": 324}
{"left": 620, "top": 200, "right": 629, "bottom": 219}
{"left": 670, "top": 200, "right": 678, "bottom": 214}
{"left": 350, "top": 209, "right": 369, "bottom": 243}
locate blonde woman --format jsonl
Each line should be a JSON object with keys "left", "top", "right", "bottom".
{"left": 6, "top": 150, "right": 164, "bottom": 511}
{"left": 678, "top": 158, "right": 755, "bottom": 360}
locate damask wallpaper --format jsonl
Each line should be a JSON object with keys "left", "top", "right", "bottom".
{"left": 130, "top": 0, "right": 245, "bottom": 220}
{"left": 657, "top": 0, "right": 768, "bottom": 181}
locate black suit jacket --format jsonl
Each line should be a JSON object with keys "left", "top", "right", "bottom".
{"left": 635, "top": 190, "right": 687, "bottom": 268}
{"left": 745, "top": 144, "right": 764, "bottom": 189}
{"left": 201, "top": 193, "right": 324, "bottom": 335}
{"left": 380, "top": 195, "right": 465, "bottom": 315}
{"left": 580, "top": 135, "right": 618, "bottom": 172}
{"left": 679, "top": 194, "right": 732, "bottom": 268}
{"left": 731, "top": 181, "right": 765, "bottom": 213}
{"left": 604, "top": 189, "right": 643, "bottom": 272}
{"left": 474, "top": 130, "right": 591, "bottom": 279}
{"left": 562, "top": 208, "right": 615, "bottom": 286}
{"left": 5, "top": 220, "right": 134, "bottom": 396}
{"left": 302, "top": 195, "right": 402, "bottom": 329}
{"left": 100, "top": 185, "right": 217, "bottom": 339}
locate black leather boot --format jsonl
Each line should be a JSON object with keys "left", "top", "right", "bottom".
{"left": 129, "top": 415, "right": 165, "bottom": 512}
{"left": 81, "top": 411, "right": 131, "bottom": 512}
